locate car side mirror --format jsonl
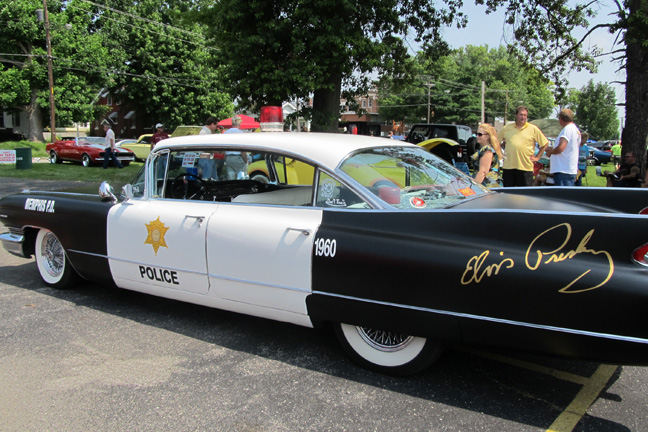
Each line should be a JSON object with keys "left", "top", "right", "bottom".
{"left": 121, "top": 184, "right": 134, "bottom": 201}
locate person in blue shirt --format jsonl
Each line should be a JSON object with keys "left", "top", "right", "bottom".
{"left": 575, "top": 132, "right": 590, "bottom": 186}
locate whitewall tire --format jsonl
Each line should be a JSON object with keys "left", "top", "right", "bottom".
{"left": 335, "top": 323, "right": 443, "bottom": 376}
{"left": 35, "top": 229, "right": 77, "bottom": 288}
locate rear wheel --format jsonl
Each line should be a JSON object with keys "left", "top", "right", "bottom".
{"left": 82, "top": 153, "right": 92, "bottom": 167}
{"left": 430, "top": 146, "right": 454, "bottom": 164}
{"left": 250, "top": 172, "right": 270, "bottom": 184}
{"left": 35, "top": 229, "right": 78, "bottom": 288}
{"left": 335, "top": 323, "right": 443, "bottom": 375}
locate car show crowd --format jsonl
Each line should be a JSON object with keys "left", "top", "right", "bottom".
{"left": 56, "top": 105, "right": 638, "bottom": 190}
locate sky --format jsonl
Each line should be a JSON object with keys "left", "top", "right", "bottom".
{"left": 435, "top": 1, "right": 626, "bottom": 124}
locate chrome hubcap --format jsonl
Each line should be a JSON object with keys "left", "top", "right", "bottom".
{"left": 41, "top": 232, "right": 64, "bottom": 277}
{"left": 357, "top": 327, "right": 414, "bottom": 352}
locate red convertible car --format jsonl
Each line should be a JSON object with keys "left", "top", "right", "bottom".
{"left": 47, "top": 136, "right": 135, "bottom": 167}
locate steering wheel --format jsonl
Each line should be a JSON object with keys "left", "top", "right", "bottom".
{"left": 171, "top": 173, "right": 204, "bottom": 199}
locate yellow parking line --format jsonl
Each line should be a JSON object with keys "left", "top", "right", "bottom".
{"left": 546, "top": 364, "right": 618, "bottom": 432}
{"left": 456, "top": 347, "right": 618, "bottom": 432}
{"left": 461, "top": 348, "right": 589, "bottom": 385}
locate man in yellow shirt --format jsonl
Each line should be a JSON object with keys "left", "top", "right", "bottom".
{"left": 500, "top": 106, "right": 549, "bottom": 187}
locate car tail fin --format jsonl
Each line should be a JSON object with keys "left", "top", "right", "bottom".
{"left": 632, "top": 244, "right": 648, "bottom": 267}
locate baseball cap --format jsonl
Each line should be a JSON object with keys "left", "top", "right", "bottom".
{"left": 155, "top": 123, "right": 163, "bottom": 128}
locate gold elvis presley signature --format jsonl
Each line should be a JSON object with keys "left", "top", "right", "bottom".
{"left": 461, "top": 223, "right": 614, "bottom": 293}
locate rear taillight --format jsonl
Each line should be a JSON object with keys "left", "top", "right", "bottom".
{"left": 639, "top": 207, "right": 648, "bottom": 215}
{"left": 632, "top": 244, "right": 648, "bottom": 267}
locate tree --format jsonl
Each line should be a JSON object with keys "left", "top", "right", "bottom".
{"left": 0, "top": 0, "right": 111, "bottom": 141}
{"left": 566, "top": 80, "right": 620, "bottom": 140}
{"left": 205, "top": 0, "right": 464, "bottom": 132}
{"left": 377, "top": 52, "right": 449, "bottom": 125}
{"left": 96, "top": 0, "right": 233, "bottom": 131}
{"left": 378, "top": 46, "right": 554, "bottom": 128}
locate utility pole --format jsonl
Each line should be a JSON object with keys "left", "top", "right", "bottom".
{"left": 425, "top": 81, "right": 434, "bottom": 123}
{"left": 37, "top": 0, "right": 56, "bottom": 142}
{"left": 504, "top": 90, "right": 509, "bottom": 125}
{"left": 481, "top": 81, "right": 485, "bottom": 124}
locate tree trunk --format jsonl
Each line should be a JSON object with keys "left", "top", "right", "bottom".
{"left": 311, "top": 70, "right": 342, "bottom": 133}
{"left": 25, "top": 89, "right": 45, "bottom": 142}
{"left": 621, "top": 0, "right": 648, "bottom": 175}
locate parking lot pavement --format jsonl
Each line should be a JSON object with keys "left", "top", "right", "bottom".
{"left": 1, "top": 248, "right": 647, "bottom": 432}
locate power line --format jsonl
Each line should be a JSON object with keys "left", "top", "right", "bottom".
{"left": 77, "top": 0, "right": 205, "bottom": 40}
{"left": 63, "top": 2, "right": 216, "bottom": 51}
{"left": 0, "top": 53, "right": 220, "bottom": 90}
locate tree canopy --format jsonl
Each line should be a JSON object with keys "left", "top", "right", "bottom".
{"left": 378, "top": 46, "right": 555, "bottom": 127}
{"left": 566, "top": 80, "right": 620, "bottom": 140}
{"left": 0, "top": 0, "right": 110, "bottom": 141}
{"left": 0, "top": 0, "right": 233, "bottom": 141}
{"left": 97, "top": 0, "right": 233, "bottom": 130}
{"left": 205, "top": 0, "right": 462, "bottom": 132}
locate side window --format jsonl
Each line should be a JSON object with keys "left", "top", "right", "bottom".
{"left": 163, "top": 150, "right": 202, "bottom": 199}
{"left": 316, "top": 172, "right": 369, "bottom": 209}
{"left": 157, "top": 148, "right": 317, "bottom": 206}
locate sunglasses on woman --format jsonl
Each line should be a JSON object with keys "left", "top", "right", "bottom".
{"left": 476, "top": 132, "right": 488, "bottom": 137}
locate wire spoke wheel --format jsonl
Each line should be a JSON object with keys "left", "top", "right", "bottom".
{"left": 357, "top": 327, "right": 414, "bottom": 352}
{"left": 35, "top": 229, "right": 78, "bottom": 288}
{"left": 335, "top": 323, "right": 444, "bottom": 376}
{"left": 40, "top": 231, "right": 65, "bottom": 278}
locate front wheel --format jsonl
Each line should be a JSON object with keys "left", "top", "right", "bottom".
{"left": 335, "top": 323, "right": 444, "bottom": 376}
{"left": 35, "top": 229, "right": 78, "bottom": 288}
{"left": 50, "top": 150, "right": 61, "bottom": 164}
{"left": 82, "top": 153, "right": 92, "bottom": 167}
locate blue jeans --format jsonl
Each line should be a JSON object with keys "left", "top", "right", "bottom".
{"left": 103, "top": 147, "right": 123, "bottom": 168}
{"left": 198, "top": 158, "right": 215, "bottom": 179}
{"left": 552, "top": 172, "right": 576, "bottom": 186}
{"left": 574, "top": 169, "right": 586, "bottom": 186}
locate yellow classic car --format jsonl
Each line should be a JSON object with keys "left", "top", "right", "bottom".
{"left": 118, "top": 134, "right": 152, "bottom": 161}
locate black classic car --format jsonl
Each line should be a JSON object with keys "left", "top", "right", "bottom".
{"left": 2, "top": 133, "right": 648, "bottom": 375}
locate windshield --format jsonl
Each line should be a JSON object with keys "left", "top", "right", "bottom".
{"left": 339, "top": 146, "right": 490, "bottom": 209}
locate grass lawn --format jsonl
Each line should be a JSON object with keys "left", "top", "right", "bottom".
{"left": 1, "top": 139, "right": 613, "bottom": 187}
{"left": 0, "top": 140, "right": 142, "bottom": 184}
{"left": 582, "top": 164, "right": 613, "bottom": 187}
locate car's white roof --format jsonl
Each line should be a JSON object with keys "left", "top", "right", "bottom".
{"left": 155, "top": 132, "right": 417, "bottom": 171}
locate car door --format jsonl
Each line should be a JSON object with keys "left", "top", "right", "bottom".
{"left": 205, "top": 203, "right": 322, "bottom": 324}
{"left": 107, "top": 199, "right": 215, "bottom": 295}
{"left": 58, "top": 140, "right": 76, "bottom": 160}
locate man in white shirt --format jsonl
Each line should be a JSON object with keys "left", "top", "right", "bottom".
{"left": 224, "top": 116, "right": 248, "bottom": 178}
{"left": 546, "top": 108, "right": 580, "bottom": 186}
{"left": 102, "top": 120, "right": 123, "bottom": 169}
{"left": 198, "top": 116, "right": 222, "bottom": 179}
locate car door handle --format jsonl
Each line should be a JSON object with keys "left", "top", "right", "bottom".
{"left": 287, "top": 227, "right": 311, "bottom": 236}
{"left": 185, "top": 215, "right": 205, "bottom": 223}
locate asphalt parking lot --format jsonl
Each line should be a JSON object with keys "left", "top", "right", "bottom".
{"left": 1, "top": 179, "right": 647, "bottom": 431}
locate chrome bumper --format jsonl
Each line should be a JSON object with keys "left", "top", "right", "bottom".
{"left": 0, "top": 232, "right": 28, "bottom": 258}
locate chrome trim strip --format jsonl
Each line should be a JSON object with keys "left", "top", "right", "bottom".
{"left": 209, "top": 273, "right": 311, "bottom": 294}
{"left": 17, "top": 191, "right": 97, "bottom": 197}
{"left": 68, "top": 249, "right": 107, "bottom": 258}
{"left": 312, "top": 290, "right": 648, "bottom": 345}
